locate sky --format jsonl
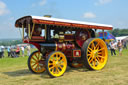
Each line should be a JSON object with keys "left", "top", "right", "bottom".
{"left": 0, "top": 0, "right": 128, "bottom": 39}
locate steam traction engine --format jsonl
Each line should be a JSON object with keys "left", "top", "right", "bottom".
{"left": 15, "top": 16, "right": 113, "bottom": 77}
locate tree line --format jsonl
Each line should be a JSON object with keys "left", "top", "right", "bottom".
{"left": 108, "top": 28, "right": 128, "bottom": 37}
{"left": 0, "top": 39, "right": 22, "bottom": 46}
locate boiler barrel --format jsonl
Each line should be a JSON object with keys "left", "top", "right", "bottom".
{"left": 40, "top": 42, "right": 75, "bottom": 51}
{"left": 40, "top": 42, "right": 56, "bottom": 51}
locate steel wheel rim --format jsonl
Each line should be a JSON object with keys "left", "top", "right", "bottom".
{"left": 48, "top": 52, "right": 67, "bottom": 77}
{"left": 87, "top": 39, "right": 108, "bottom": 70}
{"left": 30, "top": 51, "right": 45, "bottom": 73}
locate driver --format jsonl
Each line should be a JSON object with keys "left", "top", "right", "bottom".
{"left": 32, "top": 27, "right": 42, "bottom": 36}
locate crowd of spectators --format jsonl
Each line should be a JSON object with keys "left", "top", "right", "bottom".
{"left": 109, "top": 40, "right": 127, "bottom": 56}
{"left": 0, "top": 44, "right": 31, "bottom": 58}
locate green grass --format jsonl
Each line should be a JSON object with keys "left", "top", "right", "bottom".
{"left": 0, "top": 49, "right": 128, "bottom": 85}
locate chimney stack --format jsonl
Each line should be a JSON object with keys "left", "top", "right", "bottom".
{"left": 44, "top": 15, "right": 52, "bottom": 18}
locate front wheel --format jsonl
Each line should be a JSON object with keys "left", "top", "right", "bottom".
{"left": 82, "top": 38, "right": 108, "bottom": 70}
{"left": 28, "top": 51, "right": 46, "bottom": 74}
{"left": 46, "top": 51, "right": 67, "bottom": 77}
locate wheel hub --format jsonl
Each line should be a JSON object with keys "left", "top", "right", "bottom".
{"left": 92, "top": 50, "right": 98, "bottom": 58}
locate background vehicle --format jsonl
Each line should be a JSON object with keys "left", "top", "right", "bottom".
{"left": 15, "top": 15, "right": 113, "bottom": 77}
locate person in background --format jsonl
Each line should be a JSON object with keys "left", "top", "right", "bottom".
{"left": 21, "top": 46, "right": 25, "bottom": 57}
{"left": 16, "top": 46, "right": 20, "bottom": 57}
{"left": 123, "top": 41, "right": 127, "bottom": 49}
{"left": 117, "top": 40, "right": 123, "bottom": 56}
{"left": 7, "top": 46, "right": 11, "bottom": 57}
{"left": 110, "top": 42, "right": 116, "bottom": 56}
{"left": 0, "top": 46, "right": 4, "bottom": 58}
{"left": 26, "top": 45, "right": 31, "bottom": 56}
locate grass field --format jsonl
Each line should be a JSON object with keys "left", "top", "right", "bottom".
{"left": 0, "top": 49, "right": 128, "bottom": 85}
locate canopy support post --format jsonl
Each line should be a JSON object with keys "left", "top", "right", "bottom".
{"left": 28, "top": 24, "right": 31, "bottom": 39}
{"left": 22, "top": 25, "right": 24, "bottom": 40}
{"left": 94, "top": 29, "right": 97, "bottom": 37}
{"left": 45, "top": 24, "right": 47, "bottom": 40}
{"left": 30, "top": 23, "right": 35, "bottom": 39}
{"left": 102, "top": 29, "right": 104, "bottom": 39}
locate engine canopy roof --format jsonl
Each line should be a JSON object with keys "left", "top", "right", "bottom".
{"left": 15, "top": 15, "right": 113, "bottom": 30}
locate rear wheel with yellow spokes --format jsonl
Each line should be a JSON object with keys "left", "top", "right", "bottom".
{"left": 46, "top": 51, "right": 67, "bottom": 77}
{"left": 82, "top": 38, "right": 108, "bottom": 70}
{"left": 28, "top": 51, "right": 46, "bottom": 74}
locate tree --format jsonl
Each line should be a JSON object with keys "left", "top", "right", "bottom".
{"left": 108, "top": 28, "right": 128, "bottom": 37}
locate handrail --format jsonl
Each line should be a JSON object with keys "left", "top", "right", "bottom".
{"left": 28, "top": 24, "right": 31, "bottom": 39}
{"left": 22, "top": 25, "right": 24, "bottom": 40}
{"left": 30, "top": 23, "right": 35, "bottom": 39}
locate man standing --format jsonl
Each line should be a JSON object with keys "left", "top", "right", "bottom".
{"left": 21, "top": 46, "right": 24, "bottom": 57}
{"left": 7, "top": 46, "right": 11, "bottom": 57}
{"left": 123, "top": 41, "right": 127, "bottom": 49}
{"left": 117, "top": 40, "right": 123, "bottom": 56}
{"left": 0, "top": 46, "right": 3, "bottom": 58}
{"left": 26, "top": 45, "right": 31, "bottom": 56}
{"left": 110, "top": 42, "right": 116, "bottom": 56}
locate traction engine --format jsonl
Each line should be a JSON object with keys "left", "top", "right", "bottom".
{"left": 15, "top": 15, "right": 112, "bottom": 77}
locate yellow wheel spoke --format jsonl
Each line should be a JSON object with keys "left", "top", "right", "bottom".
{"left": 59, "top": 65, "right": 63, "bottom": 70}
{"left": 38, "top": 65, "right": 42, "bottom": 69}
{"left": 98, "top": 55, "right": 104, "bottom": 58}
{"left": 88, "top": 47, "right": 93, "bottom": 52}
{"left": 91, "top": 41, "right": 94, "bottom": 47}
{"left": 49, "top": 63, "right": 53, "bottom": 66}
{"left": 59, "top": 58, "right": 65, "bottom": 62}
{"left": 55, "top": 67, "right": 59, "bottom": 73}
{"left": 91, "top": 42, "right": 95, "bottom": 50}
{"left": 31, "top": 56, "right": 37, "bottom": 62}
{"left": 49, "top": 65, "right": 54, "bottom": 68}
{"left": 95, "top": 42, "right": 100, "bottom": 49}
{"left": 49, "top": 67, "right": 54, "bottom": 73}
{"left": 89, "top": 57, "right": 93, "bottom": 63}
{"left": 98, "top": 48, "right": 105, "bottom": 52}
{"left": 38, "top": 55, "right": 41, "bottom": 60}
{"left": 96, "top": 56, "right": 100, "bottom": 62}
{"left": 98, "top": 52, "right": 102, "bottom": 55}
{"left": 56, "top": 54, "right": 59, "bottom": 57}
{"left": 31, "top": 63, "right": 37, "bottom": 68}
{"left": 93, "top": 59, "right": 96, "bottom": 67}
{"left": 57, "top": 57, "right": 60, "bottom": 61}
{"left": 37, "top": 65, "right": 40, "bottom": 71}
{"left": 37, "top": 53, "right": 40, "bottom": 60}
{"left": 95, "top": 58, "right": 99, "bottom": 64}
{"left": 59, "top": 62, "right": 65, "bottom": 66}
{"left": 35, "top": 53, "right": 39, "bottom": 61}
{"left": 87, "top": 54, "right": 91, "bottom": 57}
{"left": 35, "top": 64, "right": 39, "bottom": 69}
{"left": 30, "top": 61, "right": 36, "bottom": 63}
{"left": 88, "top": 56, "right": 92, "bottom": 61}
{"left": 49, "top": 58, "right": 55, "bottom": 62}
{"left": 38, "top": 52, "right": 40, "bottom": 57}
{"left": 57, "top": 66, "right": 61, "bottom": 73}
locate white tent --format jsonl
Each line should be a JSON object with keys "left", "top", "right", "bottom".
{"left": 116, "top": 36, "right": 128, "bottom": 41}
{"left": 0, "top": 46, "right": 5, "bottom": 48}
